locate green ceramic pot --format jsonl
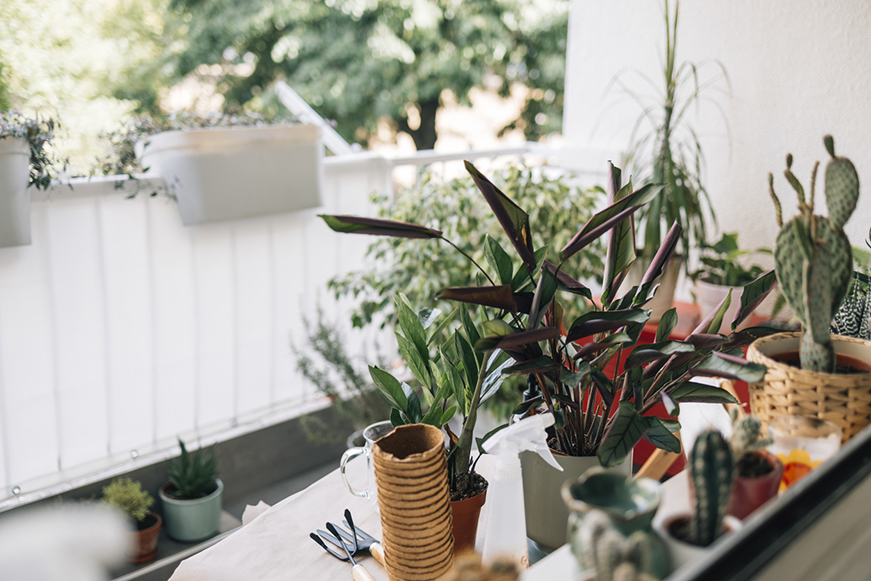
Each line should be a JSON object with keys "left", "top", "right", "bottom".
{"left": 562, "top": 469, "right": 668, "bottom": 579}
{"left": 159, "top": 478, "right": 223, "bottom": 542}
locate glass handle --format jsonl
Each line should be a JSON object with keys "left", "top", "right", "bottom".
{"left": 340, "top": 447, "right": 370, "bottom": 498}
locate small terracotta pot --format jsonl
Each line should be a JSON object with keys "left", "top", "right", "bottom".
{"left": 450, "top": 489, "right": 487, "bottom": 554}
{"left": 128, "top": 512, "right": 162, "bottom": 564}
{"left": 729, "top": 450, "right": 783, "bottom": 520}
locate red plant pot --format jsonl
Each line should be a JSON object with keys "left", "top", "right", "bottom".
{"left": 728, "top": 450, "right": 783, "bottom": 520}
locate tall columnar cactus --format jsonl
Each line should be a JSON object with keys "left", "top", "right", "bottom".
{"left": 769, "top": 135, "right": 859, "bottom": 372}
{"left": 688, "top": 429, "right": 734, "bottom": 547}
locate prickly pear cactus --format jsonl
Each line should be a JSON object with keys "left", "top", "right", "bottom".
{"left": 769, "top": 135, "right": 858, "bottom": 372}
{"left": 688, "top": 429, "right": 734, "bottom": 547}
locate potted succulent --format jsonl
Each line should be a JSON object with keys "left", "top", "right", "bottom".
{"left": 159, "top": 439, "right": 224, "bottom": 542}
{"left": 727, "top": 412, "right": 782, "bottom": 520}
{"left": 657, "top": 429, "right": 742, "bottom": 571}
{"left": 690, "top": 233, "right": 770, "bottom": 333}
{"left": 748, "top": 135, "right": 871, "bottom": 441}
{"left": 0, "top": 111, "right": 58, "bottom": 247}
{"left": 102, "top": 477, "right": 162, "bottom": 564}
{"left": 117, "top": 110, "right": 322, "bottom": 225}
{"left": 322, "top": 160, "right": 772, "bottom": 549}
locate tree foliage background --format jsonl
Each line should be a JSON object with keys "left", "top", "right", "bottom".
{"left": 0, "top": 0, "right": 568, "bottom": 170}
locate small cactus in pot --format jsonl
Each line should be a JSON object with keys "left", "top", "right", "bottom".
{"left": 768, "top": 135, "right": 859, "bottom": 372}
{"left": 687, "top": 429, "right": 734, "bottom": 546}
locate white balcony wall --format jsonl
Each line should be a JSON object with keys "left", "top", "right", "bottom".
{"left": 564, "top": 1, "right": 871, "bottom": 253}
{"left": 0, "top": 152, "right": 390, "bottom": 504}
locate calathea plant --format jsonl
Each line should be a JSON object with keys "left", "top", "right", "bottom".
{"left": 322, "top": 160, "right": 773, "bottom": 473}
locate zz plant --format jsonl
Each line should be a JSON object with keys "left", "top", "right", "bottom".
{"left": 322, "top": 160, "right": 773, "bottom": 481}
{"left": 165, "top": 439, "right": 219, "bottom": 499}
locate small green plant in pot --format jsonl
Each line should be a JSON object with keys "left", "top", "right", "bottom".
{"left": 160, "top": 439, "right": 224, "bottom": 542}
{"left": 727, "top": 411, "right": 781, "bottom": 520}
{"left": 102, "top": 477, "right": 162, "bottom": 564}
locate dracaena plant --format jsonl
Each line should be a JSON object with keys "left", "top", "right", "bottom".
{"left": 321, "top": 161, "right": 775, "bottom": 473}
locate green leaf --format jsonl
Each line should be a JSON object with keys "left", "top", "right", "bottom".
{"left": 480, "top": 353, "right": 515, "bottom": 405}
{"left": 390, "top": 408, "right": 406, "bottom": 427}
{"left": 661, "top": 392, "right": 679, "bottom": 417}
{"left": 477, "top": 423, "right": 509, "bottom": 453}
{"left": 560, "top": 362, "right": 591, "bottom": 386}
{"left": 527, "top": 267, "right": 558, "bottom": 330}
{"left": 655, "top": 308, "right": 678, "bottom": 342}
{"left": 597, "top": 401, "right": 648, "bottom": 468}
{"left": 440, "top": 349, "right": 467, "bottom": 414}
{"left": 395, "top": 294, "right": 428, "bottom": 365}
{"left": 459, "top": 304, "right": 482, "bottom": 363}
{"left": 439, "top": 405, "right": 458, "bottom": 426}
{"left": 482, "top": 319, "right": 515, "bottom": 337}
{"left": 402, "top": 383, "right": 423, "bottom": 423}
{"left": 320, "top": 214, "right": 442, "bottom": 238}
{"left": 395, "top": 333, "right": 431, "bottom": 390}
{"left": 369, "top": 366, "right": 406, "bottom": 409}
{"left": 691, "top": 352, "right": 767, "bottom": 382}
{"left": 624, "top": 340, "right": 695, "bottom": 370}
{"left": 566, "top": 309, "right": 650, "bottom": 342}
{"left": 512, "top": 395, "right": 543, "bottom": 415}
{"left": 644, "top": 417, "right": 682, "bottom": 453}
{"left": 427, "top": 306, "right": 459, "bottom": 347}
{"left": 503, "top": 356, "right": 560, "bottom": 375}
{"left": 732, "top": 270, "right": 777, "bottom": 331}
{"left": 670, "top": 382, "right": 739, "bottom": 404}
{"left": 420, "top": 401, "right": 445, "bottom": 426}
{"left": 474, "top": 327, "right": 560, "bottom": 351}
{"left": 455, "top": 331, "right": 479, "bottom": 393}
{"left": 485, "top": 235, "right": 515, "bottom": 285}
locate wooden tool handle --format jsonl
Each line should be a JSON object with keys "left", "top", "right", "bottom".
{"left": 369, "top": 542, "right": 386, "bottom": 567}
{"left": 352, "top": 564, "right": 377, "bottom": 581}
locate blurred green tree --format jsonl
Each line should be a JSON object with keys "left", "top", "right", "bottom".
{"left": 166, "top": 0, "right": 568, "bottom": 150}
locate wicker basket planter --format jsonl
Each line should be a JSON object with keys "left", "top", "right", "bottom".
{"left": 747, "top": 332, "right": 871, "bottom": 441}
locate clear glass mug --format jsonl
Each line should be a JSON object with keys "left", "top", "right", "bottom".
{"left": 768, "top": 415, "right": 842, "bottom": 490}
{"left": 340, "top": 420, "right": 394, "bottom": 511}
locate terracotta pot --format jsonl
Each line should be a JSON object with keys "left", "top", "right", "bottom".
{"left": 128, "top": 512, "right": 162, "bottom": 564}
{"left": 728, "top": 450, "right": 783, "bottom": 520}
{"left": 450, "top": 488, "right": 487, "bottom": 554}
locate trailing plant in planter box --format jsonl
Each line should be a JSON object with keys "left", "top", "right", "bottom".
{"left": 0, "top": 111, "right": 60, "bottom": 247}
{"left": 161, "top": 439, "right": 224, "bottom": 542}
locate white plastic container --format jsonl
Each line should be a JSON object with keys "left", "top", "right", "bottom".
{"left": 0, "top": 137, "right": 31, "bottom": 247}
{"left": 138, "top": 124, "right": 323, "bottom": 225}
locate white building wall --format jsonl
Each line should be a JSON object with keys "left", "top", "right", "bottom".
{"left": 563, "top": 0, "right": 871, "bottom": 254}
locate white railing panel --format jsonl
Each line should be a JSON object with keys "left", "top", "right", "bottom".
{"left": 0, "top": 206, "right": 58, "bottom": 486}
{"left": 148, "top": 197, "right": 198, "bottom": 444}
{"left": 45, "top": 199, "right": 109, "bottom": 470}
{"left": 233, "top": 222, "right": 274, "bottom": 416}
{"left": 190, "top": 226, "right": 236, "bottom": 431}
{"left": 98, "top": 194, "right": 155, "bottom": 454}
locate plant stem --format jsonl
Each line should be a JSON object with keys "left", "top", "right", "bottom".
{"left": 453, "top": 349, "right": 493, "bottom": 496}
{"left": 441, "top": 237, "right": 496, "bottom": 286}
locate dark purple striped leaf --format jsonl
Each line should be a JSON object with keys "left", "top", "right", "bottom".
{"left": 474, "top": 327, "right": 560, "bottom": 351}
{"left": 566, "top": 309, "right": 650, "bottom": 342}
{"left": 437, "top": 285, "right": 517, "bottom": 311}
{"left": 320, "top": 215, "right": 442, "bottom": 238}
{"left": 731, "top": 270, "right": 777, "bottom": 331}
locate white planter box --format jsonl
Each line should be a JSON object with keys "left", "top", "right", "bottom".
{"left": 0, "top": 137, "right": 31, "bottom": 247}
{"left": 139, "top": 124, "right": 323, "bottom": 225}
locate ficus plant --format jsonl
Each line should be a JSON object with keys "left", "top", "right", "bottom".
{"left": 322, "top": 161, "right": 776, "bottom": 479}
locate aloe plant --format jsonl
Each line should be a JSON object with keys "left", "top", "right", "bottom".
{"left": 322, "top": 161, "right": 773, "bottom": 479}
{"left": 165, "top": 439, "right": 219, "bottom": 499}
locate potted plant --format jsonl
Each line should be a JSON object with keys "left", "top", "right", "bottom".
{"left": 656, "top": 429, "right": 742, "bottom": 571}
{"left": 117, "top": 110, "right": 322, "bottom": 225}
{"left": 617, "top": 0, "right": 726, "bottom": 319}
{"left": 0, "top": 111, "right": 58, "bottom": 247}
{"left": 102, "top": 477, "right": 162, "bottom": 564}
{"left": 748, "top": 135, "right": 871, "bottom": 441}
{"left": 159, "top": 438, "right": 224, "bottom": 542}
{"left": 322, "top": 160, "right": 772, "bottom": 549}
{"left": 727, "top": 411, "right": 782, "bottom": 520}
{"left": 690, "top": 233, "right": 770, "bottom": 333}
